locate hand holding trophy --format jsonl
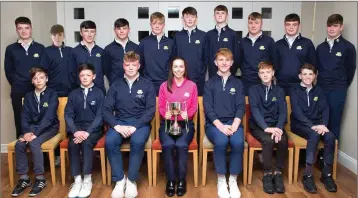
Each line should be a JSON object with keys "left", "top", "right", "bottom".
{"left": 165, "top": 101, "right": 189, "bottom": 136}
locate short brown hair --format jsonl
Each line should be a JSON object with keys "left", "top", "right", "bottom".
{"left": 215, "top": 48, "right": 233, "bottom": 60}
{"left": 150, "top": 12, "right": 165, "bottom": 23}
{"left": 258, "top": 61, "right": 274, "bottom": 70}
{"left": 248, "top": 12, "right": 262, "bottom": 20}
{"left": 15, "top": 17, "right": 31, "bottom": 26}
{"left": 214, "top": 5, "right": 228, "bottom": 13}
{"left": 285, "top": 13, "right": 300, "bottom": 24}
{"left": 300, "top": 63, "right": 317, "bottom": 74}
{"left": 123, "top": 51, "right": 140, "bottom": 62}
{"left": 50, "top": 24, "right": 64, "bottom": 35}
{"left": 182, "top": 7, "right": 197, "bottom": 16}
{"left": 327, "top": 14, "right": 343, "bottom": 26}
{"left": 30, "top": 67, "right": 48, "bottom": 79}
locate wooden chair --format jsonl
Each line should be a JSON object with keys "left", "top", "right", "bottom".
{"left": 285, "top": 96, "right": 338, "bottom": 182}
{"left": 106, "top": 117, "right": 155, "bottom": 186}
{"left": 245, "top": 97, "right": 294, "bottom": 184}
{"left": 201, "top": 99, "right": 248, "bottom": 186}
{"left": 7, "top": 97, "right": 68, "bottom": 187}
{"left": 60, "top": 124, "right": 108, "bottom": 185}
{"left": 152, "top": 97, "right": 199, "bottom": 187}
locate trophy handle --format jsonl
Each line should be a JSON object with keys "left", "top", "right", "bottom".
{"left": 165, "top": 101, "right": 169, "bottom": 134}
{"left": 183, "top": 101, "right": 189, "bottom": 133}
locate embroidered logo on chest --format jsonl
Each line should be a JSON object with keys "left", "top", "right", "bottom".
{"left": 163, "top": 46, "right": 169, "bottom": 50}
{"left": 313, "top": 96, "right": 319, "bottom": 101}
{"left": 336, "top": 52, "right": 342, "bottom": 57}
{"left": 33, "top": 53, "right": 39, "bottom": 58}
{"left": 136, "top": 89, "right": 144, "bottom": 98}
{"left": 229, "top": 88, "right": 236, "bottom": 95}
{"left": 43, "top": 102, "right": 48, "bottom": 107}
{"left": 91, "top": 101, "right": 96, "bottom": 105}
{"left": 259, "top": 46, "right": 265, "bottom": 50}
{"left": 184, "top": 92, "right": 190, "bottom": 97}
{"left": 195, "top": 40, "right": 200, "bottom": 44}
{"left": 296, "top": 46, "right": 302, "bottom": 50}
{"left": 223, "top": 38, "right": 228, "bottom": 42}
{"left": 272, "top": 97, "right": 277, "bottom": 102}
{"left": 96, "top": 53, "right": 101, "bottom": 57}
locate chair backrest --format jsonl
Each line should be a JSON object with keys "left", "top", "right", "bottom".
{"left": 57, "top": 97, "right": 68, "bottom": 140}
{"left": 22, "top": 97, "right": 68, "bottom": 140}
{"left": 155, "top": 96, "right": 200, "bottom": 140}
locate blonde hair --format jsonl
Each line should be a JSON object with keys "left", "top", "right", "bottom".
{"left": 215, "top": 48, "right": 233, "bottom": 60}
{"left": 123, "top": 51, "right": 140, "bottom": 62}
{"left": 150, "top": 12, "right": 165, "bottom": 23}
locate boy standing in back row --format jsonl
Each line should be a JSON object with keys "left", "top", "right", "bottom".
{"left": 205, "top": 5, "right": 239, "bottom": 78}
{"left": 172, "top": 7, "right": 206, "bottom": 96}
{"left": 5, "top": 17, "right": 45, "bottom": 139}
{"left": 138, "top": 12, "right": 173, "bottom": 95}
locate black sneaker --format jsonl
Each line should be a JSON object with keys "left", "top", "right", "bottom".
{"left": 273, "top": 173, "right": 285, "bottom": 193}
{"left": 28, "top": 179, "right": 46, "bottom": 197}
{"left": 11, "top": 179, "right": 32, "bottom": 197}
{"left": 262, "top": 174, "right": 274, "bottom": 194}
{"left": 302, "top": 175, "right": 317, "bottom": 194}
{"left": 320, "top": 173, "right": 337, "bottom": 192}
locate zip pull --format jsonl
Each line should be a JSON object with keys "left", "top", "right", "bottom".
{"left": 59, "top": 48, "right": 63, "bottom": 58}
{"left": 217, "top": 32, "right": 220, "bottom": 42}
{"left": 188, "top": 31, "right": 191, "bottom": 43}
{"left": 83, "top": 90, "right": 87, "bottom": 109}
{"left": 306, "top": 89, "right": 310, "bottom": 107}
{"left": 265, "top": 87, "right": 269, "bottom": 101}
{"left": 222, "top": 77, "right": 226, "bottom": 91}
{"left": 26, "top": 50, "right": 28, "bottom": 56}
{"left": 158, "top": 42, "right": 160, "bottom": 50}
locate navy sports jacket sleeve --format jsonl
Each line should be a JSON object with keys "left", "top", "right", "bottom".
{"left": 290, "top": 90, "right": 314, "bottom": 128}
{"left": 203, "top": 82, "right": 218, "bottom": 123}
{"left": 64, "top": 94, "right": 78, "bottom": 134}
{"left": 276, "top": 89, "right": 287, "bottom": 130}
{"left": 103, "top": 86, "right": 118, "bottom": 128}
{"left": 4, "top": 46, "right": 14, "bottom": 85}
{"left": 248, "top": 87, "right": 269, "bottom": 130}
{"left": 36, "top": 93, "right": 59, "bottom": 136}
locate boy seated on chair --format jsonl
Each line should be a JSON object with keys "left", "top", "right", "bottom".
{"left": 203, "top": 48, "right": 245, "bottom": 198}
{"left": 290, "top": 63, "right": 337, "bottom": 194}
{"left": 11, "top": 67, "right": 59, "bottom": 197}
{"left": 103, "top": 51, "right": 156, "bottom": 198}
{"left": 64, "top": 63, "right": 105, "bottom": 198}
{"left": 248, "top": 61, "right": 288, "bottom": 194}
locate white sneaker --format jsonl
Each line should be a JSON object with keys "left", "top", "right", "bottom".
{"left": 111, "top": 176, "right": 126, "bottom": 198}
{"left": 217, "top": 180, "right": 230, "bottom": 198}
{"left": 124, "top": 178, "right": 138, "bottom": 198}
{"left": 229, "top": 180, "right": 241, "bottom": 198}
{"left": 78, "top": 181, "right": 93, "bottom": 198}
{"left": 68, "top": 181, "right": 82, "bottom": 198}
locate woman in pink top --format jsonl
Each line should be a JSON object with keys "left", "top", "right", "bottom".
{"left": 158, "top": 57, "right": 198, "bottom": 197}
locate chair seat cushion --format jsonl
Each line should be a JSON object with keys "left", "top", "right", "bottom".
{"left": 246, "top": 131, "right": 295, "bottom": 148}
{"left": 287, "top": 131, "right": 337, "bottom": 148}
{"left": 152, "top": 138, "right": 197, "bottom": 150}
{"left": 202, "top": 134, "right": 248, "bottom": 150}
{"left": 8, "top": 133, "right": 62, "bottom": 151}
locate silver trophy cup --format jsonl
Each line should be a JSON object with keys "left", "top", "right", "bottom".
{"left": 168, "top": 102, "right": 182, "bottom": 136}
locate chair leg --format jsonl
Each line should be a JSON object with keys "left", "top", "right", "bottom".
{"left": 147, "top": 149, "right": 152, "bottom": 186}
{"left": 60, "top": 149, "right": 66, "bottom": 186}
{"left": 152, "top": 151, "right": 158, "bottom": 187}
{"left": 202, "top": 150, "right": 208, "bottom": 186}
{"left": 243, "top": 147, "right": 248, "bottom": 186}
{"left": 294, "top": 147, "right": 300, "bottom": 183}
{"left": 199, "top": 146, "right": 202, "bottom": 166}
{"left": 288, "top": 148, "right": 294, "bottom": 184}
{"left": 248, "top": 148, "right": 255, "bottom": 185}
{"left": 100, "top": 149, "right": 106, "bottom": 185}
{"left": 333, "top": 140, "right": 338, "bottom": 180}
{"left": 107, "top": 158, "right": 112, "bottom": 185}
{"left": 8, "top": 151, "right": 15, "bottom": 188}
{"left": 193, "top": 150, "right": 198, "bottom": 187}
{"left": 49, "top": 150, "right": 56, "bottom": 185}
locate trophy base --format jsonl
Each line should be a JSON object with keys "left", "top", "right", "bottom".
{"left": 168, "top": 132, "right": 183, "bottom": 136}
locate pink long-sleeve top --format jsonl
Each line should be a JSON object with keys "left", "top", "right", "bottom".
{"left": 159, "top": 78, "right": 198, "bottom": 121}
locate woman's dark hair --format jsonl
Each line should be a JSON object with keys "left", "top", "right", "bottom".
{"left": 167, "top": 57, "right": 188, "bottom": 93}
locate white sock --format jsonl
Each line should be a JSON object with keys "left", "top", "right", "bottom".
{"left": 83, "top": 174, "right": 92, "bottom": 182}
{"left": 229, "top": 174, "right": 237, "bottom": 182}
{"left": 74, "top": 175, "right": 82, "bottom": 183}
{"left": 217, "top": 174, "right": 226, "bottom": 183}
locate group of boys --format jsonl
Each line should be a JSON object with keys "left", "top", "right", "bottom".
{"left": 4, "top": 4, "right": 356, "bottom": 198}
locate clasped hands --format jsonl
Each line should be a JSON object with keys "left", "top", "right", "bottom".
{"left": 311, "top": 125, "right": 329, "bottom": 135}
{"left": 114, "top": 125, "right": 137, "bottom": 138}
{"left": 165, "top": 111, "right": 188, "bottom": 120}
{"left": 264, "top": 127, "right": 283, "bottom": 143}
{"left": 18, "top": 132, "right": 37, "bottom": 143}
{"left": 217, "top": 122, "right": 240, "bottom": 136}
